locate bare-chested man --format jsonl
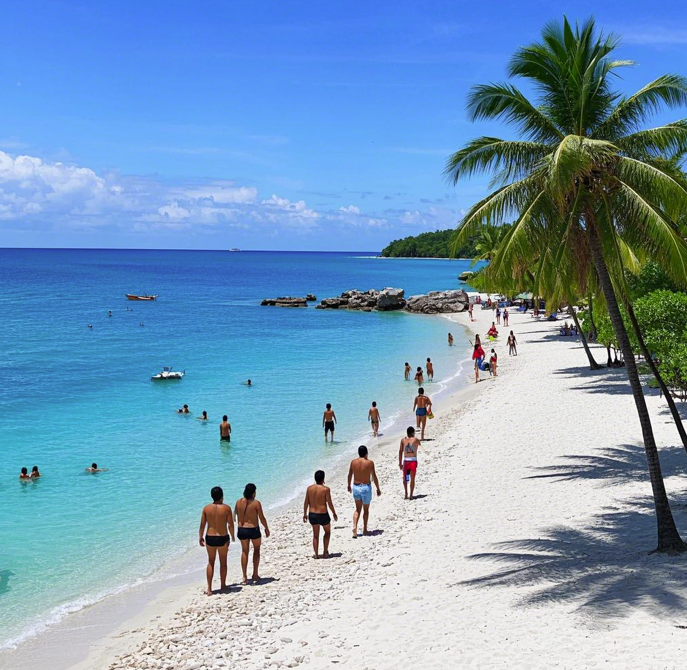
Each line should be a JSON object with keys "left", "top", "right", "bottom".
{"left": 414, "top": 367, "right": 424, "bottom": 385}
{"left": 399, "top": 426, "right": 421, "bottom": 499}
{"left": 323, "top": 403, "right": 337, "bottom": 442}
{"left": 220, "top": 415, "right": 231, "bottom": 442}
{"left": 347, "top": 445, "right": 381, "bottom": 538}
{"left": 413, "top": 387, "right": 432, "bottom": 440}
{"left": 199, "top": 486, "right": 235, "bottom": 596}
{"left": 426, "top": 357, "right": 434, "bottom": 381}
{"left": 368, "top": 401, "right": 381, "bottom": 437}
{"left": 303, "top": 470, "right": 338, "bottom": 558}
{"left": 404, "top": 362, "right": 411, "bottom": 380}
{"left": 235, "top": 483, "right": 270, "bottom": 584}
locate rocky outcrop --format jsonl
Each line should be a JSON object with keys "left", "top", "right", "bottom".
{"left": 315, "top": 288, "right": 406, "bottom": 311}
{"left": 306, "top": 294, "right": 317, "bottom": 302}
{"left": 263, "top": 288, "right": 469, "bottom": 314}
{"left": 261, "top": 297, "right": 308, "bottom": 307}
{"left": 405, "top": 290, "right": 469, "bottom": 314}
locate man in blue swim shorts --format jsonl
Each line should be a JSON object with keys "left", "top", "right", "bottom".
{"left": 347, "top": 445, "right": 382, "bottom": 538}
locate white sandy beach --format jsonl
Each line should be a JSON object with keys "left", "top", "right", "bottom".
{"left": 22, "top": 310, "right": 687, "bottom": 669}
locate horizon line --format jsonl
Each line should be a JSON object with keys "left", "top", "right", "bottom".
{"left": 1, "top": 247, "right": 382, "bottom": 254}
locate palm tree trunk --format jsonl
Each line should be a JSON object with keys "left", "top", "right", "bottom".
{"left": 588, "top": 221, "right": 685, "bottom": 553}
{"left": 568, "top": 305, "right": 601, "bottom": 370}
{"left": 587, "top": 291, "right": 598, "bottom": 340}
{"left": 626, "top": 303, "right": 687, "bottom": 454}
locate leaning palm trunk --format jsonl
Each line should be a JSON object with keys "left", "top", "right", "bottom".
{"left": 589, "top": 222, "right": 685, "bottom": 552}
{"left": 626, "top": 303, "right": 687, "bottom": 453}
{"left": 568, "top": 305, "right": 601, "bottom": 370}
{"left": 587, "top": 292, "right": 598, "bottom": 340}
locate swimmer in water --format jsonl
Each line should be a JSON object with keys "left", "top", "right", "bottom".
{"left": 198, "top": 411, "right": 208, "bottom": 421}
{"left": 243, "top": 379, "right": 252, "bottom": 386}
{"left": 177, "top": 404, "right": 190, "bottom": 414}
{"left": 414, "top": 367, "right": 424, "bottom": 385}
{"left": 404, "top": 362, "right": 411, "bottom": 380}
{"left": 108, "top": 311, "right": 112, "bottom": 317}
{"left": 86, "top": 463, "right": 109, "bottom": 473}
{"left": 19, "top": 467, "right": 31, "bottom": 481}
{"left": 30, "top": 465, "right": 41, "bottom": 479}
{"left": 87, "top": 324, "right": 93, "bottom": 329}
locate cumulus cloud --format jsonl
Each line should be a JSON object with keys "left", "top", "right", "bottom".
{"left": 0, "top": 149, "right": 456, "bottom": 241}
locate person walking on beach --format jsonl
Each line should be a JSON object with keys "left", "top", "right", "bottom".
{"left": 503, "top": 308, "right": 509, "bottom": 326}
{"left": 323, "top": 403, "right": 337, "bottom": 442}
{"left": 235, "top": 483, "right": 270, "bottom": 584}
{"left": 490, "top": 349, "right": 498, "bottom": 377}
{"left": 399, "top": 427, "right": 421, "bottom": 500}
{"left": 368, "top": 401, "right": 381, "bottom": 437}
{"left": 473, "top": 341, "right": 485, "bottom": 383}
{"left": 448, "top": 332, "right": 454, "bottom": 346}
{"left": 426, "top": 358, "right": 434, "bottom": 382}
{"left": 507, "top": 331, "right": 517, "bottom": 356}
{"left": 199, "top": 486, "right": 235, "bottom": 596}
{"left": 414, "top": 367, "right": 424, "bottom": 385}
{"left": 404, "top": 362, "right": 411, "bottom": 380}
{"left": 303, "top": 470, "right": 338, "bottom": 559}
{"left": 220, "top": 415, "right": 231, "bottom": 442}
{"left": 413, "top": 387, "right": 432, "bottom": 440}
{"left": 496, "top": 306, "right": 501, "bottom": 325}
{"left": 347, "top": 446, "right": 381, "bottom": 538}
{"left": 468, "top": 303, "right": 474, "bottom": 321}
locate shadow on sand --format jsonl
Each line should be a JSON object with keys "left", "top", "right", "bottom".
{"left": 525, "top": 443, "right": 687, "bottom": 486}
{"left": 458, "top": 497, "right": 687, "bottom": 620}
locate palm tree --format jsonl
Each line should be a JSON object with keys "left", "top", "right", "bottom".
{"left": 445, "top": 17, "right": 687, "bottom": 552}
{"left": 472, "top": 225, "right": 510, "bottom": 263}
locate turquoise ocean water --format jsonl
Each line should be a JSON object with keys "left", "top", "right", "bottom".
{"left": 0, "top": 249, "right": 476, "bottom": 647}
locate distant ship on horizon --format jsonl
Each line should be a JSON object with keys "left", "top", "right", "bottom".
{"left": 229, "top": 248, "right": 241, "bottom": 252}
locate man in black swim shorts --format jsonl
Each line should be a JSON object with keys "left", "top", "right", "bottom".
{"left": 199, "top": 486, "right": 235, "bottom": 595}
{"left": 303, "top": 470, "right": 338, "bottom": 558}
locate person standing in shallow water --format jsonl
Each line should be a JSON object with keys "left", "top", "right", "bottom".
{"left": 414, "top": 367, "right": 424, "bottom": 385}
{"left": 323, "top": 403, "right": 337, "bottom": 442}
{"left": 199, "top": 486, "right": 234, "bottom": 596}
{"left": 347, "top": 445, "right": 381, "bottom": 538}
{"left": 235, "top": 483, "right": 270, "bottom": 584}
{"left": 426, "top": 358, "right": 434, "bottom": 382}
{"left": 303, "top": 470, "right": 338, "bottom": 559}
{"left": 448, "top": 333, "right": 454, "bottom": 346}
{"left": 219, "top": 415, "right": 231, "bottom": 442}
{"left": 368, "top": 401, "right": 381, "bottom": 437}
{"left": 404, "top": 362, "right": 411, "bottom": 380}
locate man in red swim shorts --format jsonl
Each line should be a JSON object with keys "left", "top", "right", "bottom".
{"left": 398, "top": 426, "right": 421, "bottom": 500}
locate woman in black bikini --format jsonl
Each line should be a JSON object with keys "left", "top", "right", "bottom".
{"left": 235, "top": 483, "right": 271, "bottom": 584}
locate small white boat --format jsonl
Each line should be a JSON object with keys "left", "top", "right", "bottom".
{"left": 151, "top": 366, "right": 185, "bottom": 381}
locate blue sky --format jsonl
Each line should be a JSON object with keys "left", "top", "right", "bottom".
{"left": 1, "top": 1, "right": 686, "bottom": 250}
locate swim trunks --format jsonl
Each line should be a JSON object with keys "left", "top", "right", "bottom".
{"left": 308, "top": 512, "right": 331, "bottom": 526}
{"left": 415, "top": 407, "right": 427, "bottom": 417}
{"left": 237, "top": 527, "right": 261, "bottom": 541}
{"left": 205, "top": 534, "right": 229, "bottom": 547}
{"left": 220, "top": 435, "right": 230, "bottom": 442}
{"left": 324, "top": 421, "right": 335, "bottom": 432}
{"left": 352, "top": 482, "right": 372, "bottom": 505}
{"left": 403, "top": 459, "right": 418, "bottom": 473}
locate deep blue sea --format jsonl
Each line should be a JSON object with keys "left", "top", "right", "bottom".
{"left": 0, "top": 249, "right": 477, "bottom": 647}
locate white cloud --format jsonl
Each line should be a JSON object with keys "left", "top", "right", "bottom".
{"left": 339, "top": 205, "right": 361, "bottom": 214}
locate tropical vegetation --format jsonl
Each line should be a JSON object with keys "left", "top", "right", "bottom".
{"left": 380, "top": 225, "right": 508, "bottom": 258}
{"left": 445, "top": 17, "right": 687, "bottom": 552}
